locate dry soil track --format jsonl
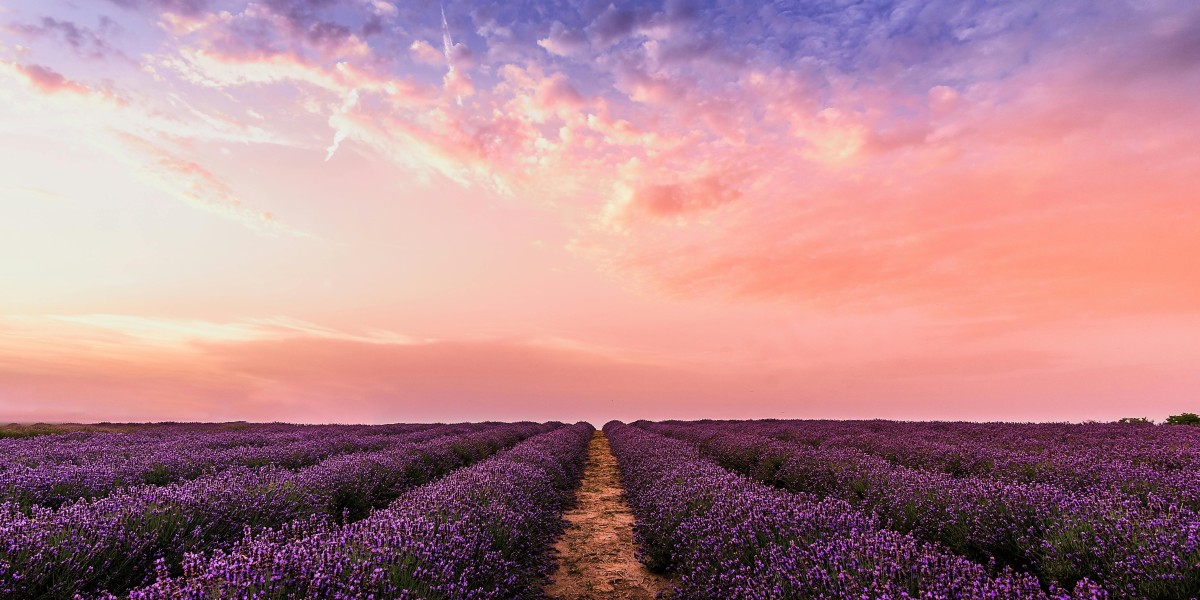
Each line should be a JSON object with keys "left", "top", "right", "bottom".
{"left": 546, "top": 431, "right": 670, "bottom": 599}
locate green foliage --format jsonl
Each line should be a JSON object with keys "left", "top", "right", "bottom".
{"left": 1165, "top": 413, "right": 1200, "bottom": 425}
{"left": 0, "top": 423, "right": 78, "bottom": 438}
{"left": 142, "top": 464, "right": 175, "bottom": 486}
{"left": 1117, "top": 417, "right": 1152, "bottom": 424}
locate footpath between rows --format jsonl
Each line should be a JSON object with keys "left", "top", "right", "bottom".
{"left": 546, "top": 431, "right": 669, "bottom": 600}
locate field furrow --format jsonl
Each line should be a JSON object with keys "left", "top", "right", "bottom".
{"left": 546, "top": 430, "right": 669, "bottom": 599}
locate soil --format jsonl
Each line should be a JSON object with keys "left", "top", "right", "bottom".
{"left": 546, "top": 431, "right": 671, "bottom": 600}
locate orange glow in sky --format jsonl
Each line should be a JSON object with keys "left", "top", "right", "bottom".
{"left": 2, "top": 0, "right": 1198, "bottom": 424}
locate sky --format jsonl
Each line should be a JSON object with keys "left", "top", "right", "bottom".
{"left": 1, "top": 0, "right": 1198, "bottom": 425}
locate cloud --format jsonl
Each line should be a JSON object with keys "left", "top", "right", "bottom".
{"left": 11, "top": 314, "right": 421, "bottom": 349}
{"left": 585, "top": 4, "right": 644, "bottom": 47}
{"left": 5, "top": 17, "right": 126, "bottom": 61}
{"left": 17, "top": 0, "right": 1198, "bottom": 327}
{"left": 259, "top": 0, "right": 374, "bottom": 55}
{"left": 107, "top": 0, "right": 212, "bottom": 17}
{"left": 0, "top": 55, "right": 319, "bottom": 236}
{"left": 601, "top": 116, "right": 1200, "bottom": 320}
{"left": 118, "top": 134, "right": 309, "bottom": 236}
{"left": 362, "top": 0, "right": 398, "bottom": 19}
{"left": 157, "top": 1, "right": 371, "bottom": 61}
{"left": 2, "top": 62, "right": 93, "bottom": 96}
{"left": 538, "top": 21, "right": 587, "bottom": 56}
{"left": 325, "top": 88, "right": 360, "bottom": 161}
{"left": 534, "top": 73, "right": 584, "bottom": 112}
{"left": 549, "top": 0, "right": 1200, "bottom": 322}
{"left": 602, "top": 168, "right": 741, "bottom": 230}
{"left": 630, "top": 176, "right": 739, "bottom": 216}
{"left": 440, "top": 5, "right": 472, "bottom": 105}
{"left": 408, "top": 39, "right": 442, "bottom": 65}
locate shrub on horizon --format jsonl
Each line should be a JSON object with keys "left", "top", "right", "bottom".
{"left": 1164, "top": 412, "right": 1200, "bottom": 426}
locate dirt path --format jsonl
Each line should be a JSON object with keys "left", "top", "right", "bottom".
{"left": 546, "top": 431, "right": 670, "bottom": 599}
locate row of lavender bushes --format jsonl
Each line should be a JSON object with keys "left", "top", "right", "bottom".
{"left": 0, "top": 422, "right": 555, "bottom": 599}
{"left": 0, "top": 423, "right": 450, "bottom": 508}
{"left": 606, "top": 421, "right": 1107, "bottom": 599}
{"left": 97, "top": 422, "right": 594, "bottom": 600}
{"left": 690, "top": 419, "right": 1200, "bottom": 510}
{"left": 634, "top": 420, "right": 1200, "bottom": 599}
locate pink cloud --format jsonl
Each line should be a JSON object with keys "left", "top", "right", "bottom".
{"left": 534, "top": 73, "right": 584, "bottom": 112}
{"left": 115, "top": 134, "right": 303, "bottom": 235}
{"left": 603, "top": 171, "right": 741, "bottom": 230}
{"left": 7, "top": 62, "right": 92, "bottom": 95}
{"left": 408, "top": 39, "right": 442, "bottom": 65}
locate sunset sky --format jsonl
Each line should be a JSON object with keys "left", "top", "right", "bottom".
{"left": 1, "top": 0, "right": 1198, "bottom": 424}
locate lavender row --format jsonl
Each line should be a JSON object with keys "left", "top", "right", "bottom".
{"left": 638, "top": 421, "right": 1200, "bottom": 599}
{"left": 0, "top": 422, "right": 426, "bottom": 467}
{"left": 606, "top": 422, "right": 1108, "bottom": 599}
{"left": 0, "top": 422, "right": 554, "bottom": 600}
{"left": 106, "top": 423, "right": 594, "bottom": 600}
{"left": 693, "top": 420, "right": 1200, "bottom": 509}
{"left": 0, "top": 423, "right": 449, "bottom": 508}
{"left": 691, "top": 419, "right": 1200, "bottom": 472}
{"left": 827, "top": 424, "right": 1200, "bottom": 511}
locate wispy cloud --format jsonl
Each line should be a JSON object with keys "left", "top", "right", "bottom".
{"left": 5, "top": 17, "right": 127, "bottom": 61}
{"left": 117, "top": 134, "right": 311, "bottom": 237}
{"left": 1, "top": 61, "right": 112, "bottom": 99}
{"left": 0, "top": 53, "right": 308, "bottom": 236}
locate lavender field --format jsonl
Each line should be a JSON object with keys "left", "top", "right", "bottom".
{"left": 616, "top": 420, "right": 1200, "bottom": 600}
{"left": 1, "top": 420, "right": 1197, "bottom": 599}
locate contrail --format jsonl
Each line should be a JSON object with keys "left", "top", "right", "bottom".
{"left": 324, "top": 89, "right": 359, "bottom": 162}
{"left": 441, "top": 4, "right": 462, "bottom": 106}
{"left": 441, "top": 4, "right": 453, "bottom": 60}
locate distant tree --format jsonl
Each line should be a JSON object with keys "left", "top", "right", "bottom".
{"left": 1117, "top": 417, "right": 1152, "bottom": 424}
{"left": 1165, "top": 413, "right": 1200, "bottom": 426}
